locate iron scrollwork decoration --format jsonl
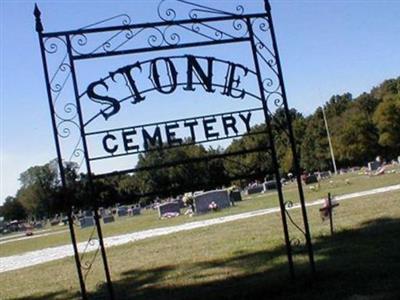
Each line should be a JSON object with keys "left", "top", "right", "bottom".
{"left": 79, "top": 225, "right": 101, "bottom": 281}
{"left": 42, "top": 34, "right": 86, "bottom": 172}
{"left": 68, "top": 1, "right": 250, "bottom": 60}
{"left": 35, "top": 1, "right": 316, "bottom": 299}
{"left": 284, "top": 200, "right": 307, "bottom": 251}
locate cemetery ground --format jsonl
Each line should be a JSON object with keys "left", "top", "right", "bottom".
{"left": 1, "top": 169, "right": 400, "bottom": 299}
{"left": 1, "top": 168, "right": 399, "bottom": 257}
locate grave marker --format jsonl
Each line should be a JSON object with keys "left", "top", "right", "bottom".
{"left": 304, "top": 174, "right": 318, "bottom": 185}
{"left": 117, "top": 206, "right": 128, "bottom": 217}
{"left": 103, "top": 214, "right": 115, "bottom": 224}
{"left": 263, "top": 180, "right": 277, "bottom": 191}
{"left": 246, "top": 184, "right": 264, "bottom": 195}
{"left": 80, "top": 217, "right": 95, "bottom": 229}
{"left": 319, "top": 193, "right": 339, "bottom": 235}
{"left": 229, "top": 190, "right": 242, "bottom": 202}
{"left": 158, "top": 201, "right": 180, "bottom": 218}
{"left": 194, "top": 190, "right": 231, "bottom": 214}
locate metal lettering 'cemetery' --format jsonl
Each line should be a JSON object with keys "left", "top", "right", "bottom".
{"left": 88, "top": 109, "right": 257, "bottom": 159}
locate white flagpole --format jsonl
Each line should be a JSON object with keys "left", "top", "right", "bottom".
{"left": 322, "top": 106, "right": 338, "bottom": 175}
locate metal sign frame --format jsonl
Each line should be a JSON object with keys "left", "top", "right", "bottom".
{"left": 35, "top": 1, "right": 315, "bottom": 299}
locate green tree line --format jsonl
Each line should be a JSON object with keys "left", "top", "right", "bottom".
{"left": 1, "top": 77, "right": 399, "bottom": 221}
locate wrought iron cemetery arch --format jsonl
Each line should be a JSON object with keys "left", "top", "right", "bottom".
{"left": 35, "top": 1, "right": 315, "bottom": 299}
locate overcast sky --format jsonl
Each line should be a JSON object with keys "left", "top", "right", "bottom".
{"left": 1, "top": 0, "right": 400, "bottom": 204}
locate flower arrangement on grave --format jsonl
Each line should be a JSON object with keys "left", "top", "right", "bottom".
{"left": 208, "top": 201, "right": 218, "bottom": 211}
{"left": 161, "top": 212, "right": 180, "bottom": 219}
{"left": 319, "top": 197, "right": 339, "bottom": 221}
{"left": 309, "top": 181, "right": 320, "bottom": 192}
{"left": 183, "top": 193, "right": 195, "bottom": 216}
{"left": 182, "top": 193, "right": 194, "bottom": 207}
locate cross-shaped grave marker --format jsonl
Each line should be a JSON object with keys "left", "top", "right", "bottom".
{"left": 319, "top": 192, "right": 339, "bottom": 235}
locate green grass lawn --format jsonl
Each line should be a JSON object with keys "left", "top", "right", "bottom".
{"left": 1, "top": 169, "right": 399, "bottom": 257}
{"left": 1, "top": 186, "right": 399, "bottom": 300}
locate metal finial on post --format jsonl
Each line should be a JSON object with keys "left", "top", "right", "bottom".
{"left": 34, "top": 3, "right": 43, "bottom": 33}
{"left": 264, "top": 0, "right": 271, "bottom": 12}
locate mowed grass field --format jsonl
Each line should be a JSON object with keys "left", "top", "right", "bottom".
{"left": 0, "top": 169, "right": 399, "bottom": 299}
{"left": 1, "top": 169, "right": 399, "bottom": 257}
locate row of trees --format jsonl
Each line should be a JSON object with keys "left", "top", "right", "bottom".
{"left": 1, "top": 78, "right": 399, "bottom": 221}
{"left": 301, "top": 78, "right": 399, "bottom": 170}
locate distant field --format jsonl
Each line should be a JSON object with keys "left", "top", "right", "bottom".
{"left": 1, "top": 167, "right": 399, "bottom": 257}
{"left": 1, "top": 185, "right": 399, "bottom": 299}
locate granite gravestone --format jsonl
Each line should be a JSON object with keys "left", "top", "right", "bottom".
{"left": 304, "top": 174, "right": 318, "bottom": 185}
{"left": 263, "top": 180, "right": 277, "bottom": 191}
{"left": 80, "top": 217, "right": 94, "bottom": 228}
{"left": 246, "top": 184, "right": 264, "bottom": 195}
{"left": 103, "top": 214, "right": 115, "bottom": 224}
{"left": 194, "top": 190, "right": 231, "bottom": 214}
{"left": 368, "top": 161, "right": 381, "bottom": 171}
{"left": 131, "top": 206, "right": 141, "bottom": 216}
{"left": 229, "top": 190, "right": 242, "bottom": 202}
{"left": 117, "top": 206, "right": 128, "bottom": 217}
{"left": 158, "top": 201, "right": 180, "bottom": 218}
